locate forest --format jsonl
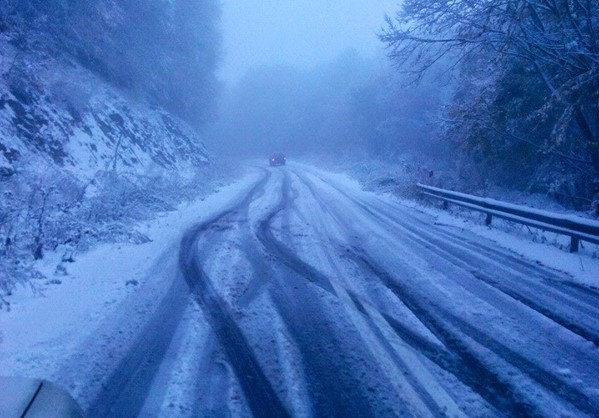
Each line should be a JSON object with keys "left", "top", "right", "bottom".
{"left": 380, "top": 0, "right": 599, "bottom": 212}
{"left": 1, "top": 0, "right": 221, "bottom": 128}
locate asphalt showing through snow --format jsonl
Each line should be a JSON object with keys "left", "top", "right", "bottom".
{"left": 89, "top": 164, "right": 599, "bottom": 417}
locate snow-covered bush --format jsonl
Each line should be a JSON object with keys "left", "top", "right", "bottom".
{"left": 0, "top": 162, "right": 237, "bottom": 310}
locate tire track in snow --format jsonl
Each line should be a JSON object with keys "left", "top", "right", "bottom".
{"left": 310, "top": 171, "right": 599, "bottom": 347}
{"left": 375, "top": 188, "right": 599, "bottom": 326}
{"left": 256, "top": 171, "right": 407, "bottom": 416}
{"left": 373, "top": 206, "right": 599, "bottom": 347}
{"left": 275, "top": 169, "right": 468, "bottom": 416}
{"left": 179, "top": 168, "right": 291, "bottom": 418}
{"left": 86, "top": 275, "right": 189, "bottom": 418}
{"left": 87, "top": 168, "right": 279, "bottom": 417}
{"left": 291, "top": 168, "right": 599, "bottom": 416}
{"left": 349, "top": 252, "right": 599, "bottom": 417}
{"left": 254, "top": 172, "right": 337, "bottom": 296}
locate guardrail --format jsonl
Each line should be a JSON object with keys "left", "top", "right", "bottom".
{"left": 417, "top": 183, "right": 599, "bottom": 253}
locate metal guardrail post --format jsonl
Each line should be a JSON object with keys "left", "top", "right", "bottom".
{"left": 485, "top": 213, "right": 492, "bottom": 226}
{"left": 570, "top": 236, "right": 580, "bottom": 253}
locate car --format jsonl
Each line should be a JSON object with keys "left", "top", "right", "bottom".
{"left": 269, "top": 153, "right": 286, "bottom": 166}
{"left": 0, "top": 376, "right": 84, "bottom": 417}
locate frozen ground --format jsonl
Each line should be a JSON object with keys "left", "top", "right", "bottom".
{"left": 1, "top": 162, "right": 598, "bottom": 417}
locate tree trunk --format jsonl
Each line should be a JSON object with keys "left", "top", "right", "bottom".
{"left": 574, "top": 107, "right": 599, "bottom": 179}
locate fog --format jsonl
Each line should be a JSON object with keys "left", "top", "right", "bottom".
{"left": 204, "top": 0, "right": 598, "bottom": 211}
{"left": 208, "top": 54, "right": 445, "bottom": 159}
{"left": 218, "top": 0, "right": 399, "bottom": 85}
{"left": 206, "top": 0, "right": 447, "bottom": 161}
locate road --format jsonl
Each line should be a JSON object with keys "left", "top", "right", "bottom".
{"left": 87, "top": 164, "right": 599, "bottom": 417}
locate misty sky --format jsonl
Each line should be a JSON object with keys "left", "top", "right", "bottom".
{"left": 218, "top": 0, "right": 399, "bottom": 84}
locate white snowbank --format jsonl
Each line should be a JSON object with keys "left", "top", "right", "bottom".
{"left": 0, "top": 169, "right": 261, "bottom": 383}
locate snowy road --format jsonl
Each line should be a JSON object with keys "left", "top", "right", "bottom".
{"left": 84, "top": 164, "right": 599, "bottom": 417}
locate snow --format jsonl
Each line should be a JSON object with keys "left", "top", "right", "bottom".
{"left": 301, "top": 162, "right": 599, "bottom": 289}
{"left": 0, "top": 37, "right": 211, "bottom": 182}
{"left": 2, "top": 160, "right": 598, "bottom": 415}
{"left": 287, "top": 164, "right": 599, "bottom": 415}
{"left": 405, "top": 201, "right": 599, "bottom": 287}
{"left": 138, "top": 300, "right": 212, "bottom": 417}
{"left": 0, "top": 169, "right": 261, "bottom": 394}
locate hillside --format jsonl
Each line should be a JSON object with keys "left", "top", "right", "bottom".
{"left": 0, "top": 40, "right": 209, "bottom": 179}
{"left": 0, "top": 35, "right": 215, "bottom": 305}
